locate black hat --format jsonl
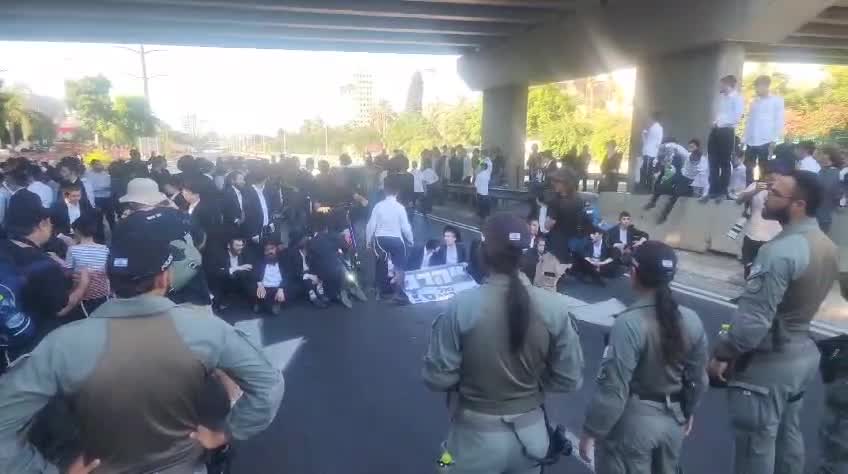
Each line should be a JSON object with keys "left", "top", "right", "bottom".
{"left": 632, "top": 241, "right": 678, "bottom": 286}
{"left": 482, "top": 213, "right": 530, "bottom": 251}
{"left": 108, "top": 210, "right": 175, "bottom": 280}
{"left": 6, "top": 190, "right": 50, "bottom": 232}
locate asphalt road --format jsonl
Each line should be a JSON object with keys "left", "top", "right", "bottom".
{"left": 223, "top": 213, "right": 826, "bottom": 474}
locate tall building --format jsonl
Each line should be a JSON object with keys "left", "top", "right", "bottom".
{"left": 341, "top": 71, "right": 374, "bottom": 127}
{"left": 405, "top": 71, "right": 423, "bottom": 114}
{"left": 182, "top": 113, "right": 199, "bottom": 138}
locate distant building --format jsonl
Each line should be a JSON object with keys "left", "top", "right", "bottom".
{"left": 182, "top": 113, "right": 199, "bottom": 138}
{"left": 405, "top": 71, "right": 424, "bottom": 114}
{"left": 341, "top": 71, "right": 374, "bottom": 127}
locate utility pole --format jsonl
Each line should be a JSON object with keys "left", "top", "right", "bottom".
{"left": 116, "top": 45, "right": 165, "bottom": 106}
{"left": 324, "top": 125, "right": 329, "bottom": 156}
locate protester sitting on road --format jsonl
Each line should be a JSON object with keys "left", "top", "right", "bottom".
{"left": 282, "top": 229, "right": 329, "bottom": 308}
{"left": 575, "top": 227, "right": 616, "bottom": 286}
{"left": 0, "top": 210, "right": 284, "bottom": 474}
{"left": 252, "top": 238, "right": 288, "bottom": 316}
{"left": 605, "top": 211, "right": 648, "bottom": 268}
{"left": 408, "top": 238, "right": 440, "bottom": 272}
{"left": 308, "top": 222, "right": 363, "bottom": 309}
{"left": 580, "top": 241, "right": 709, "bottom": 472}
{"left": 208, "top": 236, "right": 255, "bottom": 312}
{"left": 817, "top": 146, "right": 845, "bottom": 235}
{"left": 423, "top": 213, "right": 584, "bottom": 474}
{"left": 431, "top": 225, "right": 467, "bottom": 266}
{"left": 521, "top": 234, "right": 546, "bottom": 282}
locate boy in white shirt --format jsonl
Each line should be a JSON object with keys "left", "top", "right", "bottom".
{"left": 475, "top": 160, "right": 492, "bottom": 220}
{"left": 795, "top": 141, "right": 821, "bottom": 174}
{"left": 366, "top": 177, "right": 414, "bottom": 304}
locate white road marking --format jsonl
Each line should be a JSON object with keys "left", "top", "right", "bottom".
{"left": 234, "top": 317, "right": 307, "bottom": 370}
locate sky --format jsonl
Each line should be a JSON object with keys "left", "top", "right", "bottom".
{"left": 0, "top": 41, "right": 830, "bottom": 137}
{"left": 0, "top": 41, "right": 477, "bottom": 136}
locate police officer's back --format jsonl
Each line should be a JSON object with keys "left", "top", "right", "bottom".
{"left": 423, "top": 213, "right": 584, "bottom": 474}
{"left": 709, "top": 170, "right": 839, "bottom": 474}
{"left": 0, "top": 211, "right": 284, "bottom": 474}
{"left": 580, "top": 241, "right": 709, "bottom": 474}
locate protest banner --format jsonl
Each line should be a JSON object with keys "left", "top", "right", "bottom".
{"left": 403, "top": 263, "right": 478, "bottom": 304}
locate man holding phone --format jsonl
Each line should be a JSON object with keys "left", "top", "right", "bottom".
{"left": 735, "top": 161, "right": 785, "bottom": 278}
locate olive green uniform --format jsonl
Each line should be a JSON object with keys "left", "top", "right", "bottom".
{"left": 583, "top": 296, "right": 709, "bottom": 474}
{"left": 714, "top": 217, "right": 839, "bottom": 474}
{"left": 423, "top": 274, "right": 584, "bottom": 474}
{"left": 819, "top": 379, "right": 848, "bottom": 474}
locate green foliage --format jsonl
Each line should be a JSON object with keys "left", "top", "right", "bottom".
{"left": 65, "top": 75, "right": 114, "bottom": 139}
{"left": 527, "top": 84, "right": 577, "bottom": 137}
{"left": 26, "top": 111, "right": 57, "bottom": 144}
{"left": 385, "top": 112, "right": 441, "bottom": 159}
{"left": 426, "top": 98, "right": 482, "bottom": 146}
{"left": 103, "top": 96, "right": 157, "bottom": 146}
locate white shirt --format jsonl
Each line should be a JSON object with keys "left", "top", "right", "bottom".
{"left": 743, "top": 184, "right": 782, "bottom": 242}
{"left": 66, "top": 201, "right": 81, "bottom": 228}
{"left": 641, "top": 121, "right": 664, "bottom": 158}
{"left": 592, "top": 240, "right": 603, "bottom": 259}
{"left": 85, "top": 171, "right": 112, "bottom": 199}
{"left": 715, "top": 90, "right": 745, "bottom": 128}
{"left": 253, "top": 185, "right": 270, "bottom": 226}
{"left": 27, "top": 181, "right": 54, "bottom": 208}
{"left": 475, "top": 167, "right": 492, "bottom": 196}
{"left": 412, "top": 169, "right": 425, "bottom": 193}
{"left": 445, "top": 245, "right": 458, "bottom": 265}
{"left": 365, "top": 195, "right": 414, "bottom": 245}
{"left": 187, "top": 201, "right": 199, "bottom": 215}
{"left": 619, "top": 227, "right": 628, "bottom": 245}
{"left": 421, "top": 168, "right": 439, "bottom": 187}
{"left": 79, "top": 177, "right": 95, "bottom": 208}
{"left": 261, "top": 262, "right": 283, "bottom": 288}
{"left": 228, "top": 253, "right": 240, "bottom": 274}
{"left": 232, "top": 186, "right": 244, "bottom": 215}
{"left": 797, "top": 156, "right": 821, "bottom": 174}
{"left": 744, "top": 95, "right": 785, "bottom": 146}
{"left": 538, "top": 204, "right": 549, "bottom": 233}
{"left": 300, "top": 250, "right": 310, "bottom": 274}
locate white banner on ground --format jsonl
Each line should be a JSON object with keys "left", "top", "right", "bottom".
{"left": 404, "top": 263, "right": 478, "bottom": 304}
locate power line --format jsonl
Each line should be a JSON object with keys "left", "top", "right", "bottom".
{"left": 114, "top": 45, "right": 166, "bottom": 106}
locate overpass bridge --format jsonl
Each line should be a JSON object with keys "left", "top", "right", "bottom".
{"left": 3, "top": 0, "right": 848, "bottom": 185}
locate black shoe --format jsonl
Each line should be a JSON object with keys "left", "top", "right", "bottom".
{"left": 271, "top": 303, "right": 282, "bottom": 316}
{"left": 339, "top": 290, "right": 353, "bottom": 309}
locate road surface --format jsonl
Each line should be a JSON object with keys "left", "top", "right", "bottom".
{"left": 223, "top": 213, "right": 827, "bottom": 474}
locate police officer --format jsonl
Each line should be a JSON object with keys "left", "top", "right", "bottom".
{"left": 817, "top": 335, "right": 848, "bottom": 474}
{"left": 709, "top": 169, "right": 839, "bottom": 474}
{"left": 423, "top": 213, "right": 584, "bottom": 474}
{"left": 0, "top": 210, "right": 284, "bottom": 474}
{"left": 579, "top": 241, "right": 709, "bottom": 473}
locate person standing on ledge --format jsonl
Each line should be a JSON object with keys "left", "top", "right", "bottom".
{"left": 639, "top": 111, "right": 664, "bottom": 193}
{"left": 707, "top": 75, "right": 745, "bottom": 202}
{"left": 744, "top": 75, "right": 785, "bottom": 185}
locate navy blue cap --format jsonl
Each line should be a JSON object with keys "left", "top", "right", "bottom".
{"left": 482, "top": 213, "right": 530, "bottom": 251}
{"left": 632, "top": 241, "right": 678, "bottom": 285}
{"left": 108, "top": 210, "right": 175, "bottom": 280}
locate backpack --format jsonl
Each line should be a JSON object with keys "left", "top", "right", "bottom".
{"left": 0, "top": 250, "right": 36, "bottom": 350}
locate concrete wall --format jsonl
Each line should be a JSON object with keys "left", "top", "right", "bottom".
{"left": 629, "top": 43, "right": 745, "bottom": 187}
{"left": 482, "top": 84, "right": 528, "bottom": 188}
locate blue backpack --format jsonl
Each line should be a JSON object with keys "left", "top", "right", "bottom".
{"left": 0, "top": 254, "right": 36, "bottom": 350}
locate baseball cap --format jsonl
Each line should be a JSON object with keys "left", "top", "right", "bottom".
{"left": 119, "top": 178, "right": 167, "bottom": 206}
{"left": 5, "top": 190, "right": 51, "bottom": 232}
{"left": 108, "top": 210, "right": 174, "bottom": 280}
{"left": 632, "top": 241, "right": 678, "bottom": 285}
{"left": 482, "top": 213, "right": 530, "bottom": 251}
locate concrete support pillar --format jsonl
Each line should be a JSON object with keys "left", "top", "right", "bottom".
{"left": 482, "top": 83, "right": 528, "bottom": 188}
{"left": 629, "top": 42, "right": 745, "bottom": 190}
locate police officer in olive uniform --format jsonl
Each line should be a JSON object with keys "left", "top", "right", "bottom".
{"left": 423, "top": 213, "right": 584, "bottom": 474}
{"left": 709, "top": 170, "right": 839, "bottom": 474}
{"left": 579, "top": 241, "right": 709, "bottom": 473}
{"left": 817, "top": 335, "right": 848, "bottom": 474}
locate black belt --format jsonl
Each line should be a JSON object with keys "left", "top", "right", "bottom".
{"left": 636, "top": 392, "right": 683, "bottom": 404}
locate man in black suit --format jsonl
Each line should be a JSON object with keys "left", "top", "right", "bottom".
{"left": 51, "top": 181, "right": 97, "bottom": 242}
{"left": 430, "top": 225, "right": 469, "bottom": 266}
{"left": 407, "top": 239, "right": 440, "bottom": 271}
{"left": 281, "top": 229, "right": 329, "bottom": 308}
{"left": 181, "top": 176, "right": 223, "bottom": 253}
{"left": 251, "top": 238, "right": 288, "bottom": 316}
{"left": 221, "top": 170, "right": 246, "bottom": 240}
{"left": 576, "top": 227, "right": 616, "bottom": 286}
{"left": 242, "top": 170, "right": 275, "bottom": 250}
{"left": 605, "top": 211, "right": 649, "bottom": 267}
{"left": 207, "top": 236, "right": 254, "bottom": 312}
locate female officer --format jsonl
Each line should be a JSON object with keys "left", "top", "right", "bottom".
{"left": 579, "top": 241, "right": 709, "bottom": 474}
{"left": 423, "top": 213, "right": 584, "bottom": 474}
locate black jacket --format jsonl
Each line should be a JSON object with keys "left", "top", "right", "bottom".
{"left": 221, "top": 186, "right": 245, "bottom": 230}
{"left": 252, "top": 254, "right": 286, "bottom": 289}
{"left": 605, "top": 225, "right": 649, "bottom": 248}
{"left": 306, "top": 231, "right": 342, "bottom": 276}
{"left": 280, "top": 247, "right": 311, "bottom": 287}
{"left": 208, "top": 247, "right": 252, "bottom": 281}
{"left": 581, "top": 239, "right": 612, "bottom": 261}
{"left": 50, "top": 201, "right": 96, "bottom": 237}
{"left": 242, "top": 185, "right": 274, "bottom": 240}
{"left": 430, "top": 243, "right": 468, "bottom": 266}
{"left": 188, "top": 199, "right": 222, "bottom": 251}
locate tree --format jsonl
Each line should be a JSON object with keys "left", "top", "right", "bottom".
{"left": 26, "top": 111, "right": 57, "bottom": 145}
{"left": 405, "top": 71, "right": 424, "bottom": 114}
{"left": 426, "top": 98, "right": 482, "bottom": 146}
{"left": 526, "top": 84, "right": 577, "bottom": 138}
{"left": 369, "top": 100, "right": 397, "bottom": 143}
{"left": 385, "top": 112, "right": 441, "bottom": 159}
{"left": 103, "top": 96, "right": 156, "bottom": 146}
{"left": 65, "top": 75, "right": 113, "bottom": 144}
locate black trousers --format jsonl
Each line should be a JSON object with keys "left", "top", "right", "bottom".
{"left": 94, "top": 197, "right": 115, "bottom": 233}
{"left": 639, "top": 156, "right": 656, "bottom": 192}
{"left": 476, "top": 194, "right": 491, "bottom": 219}
{"left": 212, "top": 270, "right": 254, "bottom": 306}
{"left": 575, "top": 258, "right": 619, "bottom": 279}
{"left": 649, "top": 176, "right": 693, "bottom": 222}
{"left": 708, "top": 127, "right": 735, "bottom": 196}
{"left": 287, "top": 278, "right": 321, "bottom": 301}
{"left": 741, "top": 236, "right": 766, "bottom": 278}
{"left": 374, "top": 236, "right": 407, "bottom": 294}
{"left": 745, "top": 144, "right": 770, "bottom": 185}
